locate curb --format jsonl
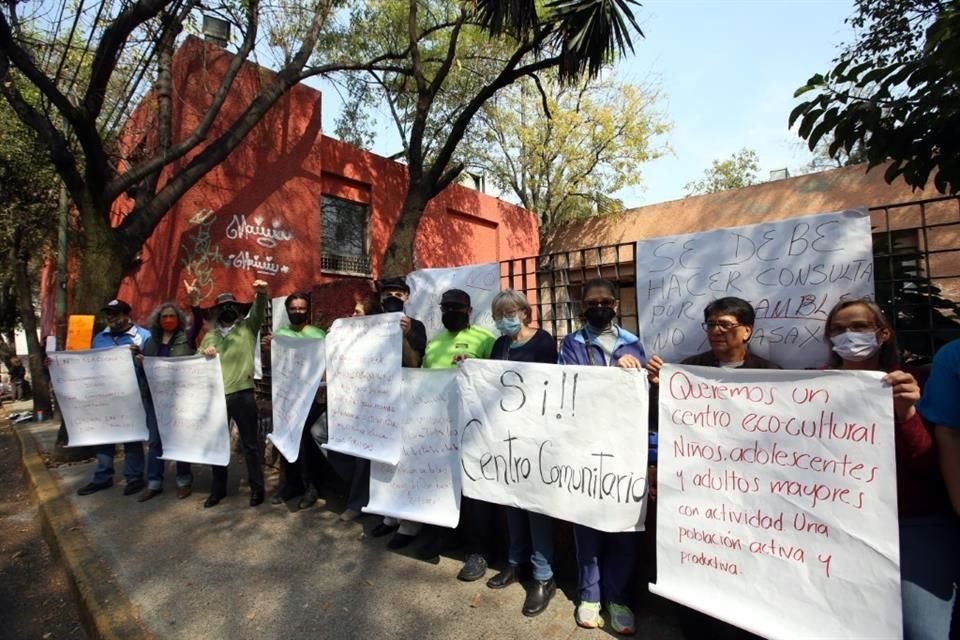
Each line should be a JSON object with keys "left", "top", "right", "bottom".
{"left": 12, "top": 421, "right": 152, "bottom": 640}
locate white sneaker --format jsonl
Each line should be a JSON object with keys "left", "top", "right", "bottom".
{"left": 576, "top": 601, "right": 602, "bottom": 629}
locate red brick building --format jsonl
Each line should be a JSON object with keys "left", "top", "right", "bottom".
{"left": 42, "top": 36, "right": 539, "bottom": 331}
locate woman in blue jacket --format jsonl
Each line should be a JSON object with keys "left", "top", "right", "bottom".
{"left": 558, "top": 278, "right": 645, "bottom": 635}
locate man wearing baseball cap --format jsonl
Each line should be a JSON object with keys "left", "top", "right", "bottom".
{"left": 364, "top": 276, "right": 430, "bottom": 539}
{"left": 200, "top": 280, "right": 269, "bottom": 508}
{"left": 379, "top": 277, "right": 427, "bottom": 365}
{"left": 76, "top": 299, "right": 152, "bottom": 496}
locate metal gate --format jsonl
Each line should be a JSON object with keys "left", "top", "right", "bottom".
{"left": 501, "top": 195, "right": 960, "bottom": 363}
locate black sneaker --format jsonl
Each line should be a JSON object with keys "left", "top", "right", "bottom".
{"left": 371, "top": 522, "right": 400, "bottom": 538}
{"left": 457, "top": 553, "right": 488, "bottom": 582}
{"left": 77, "top": 481, "right": 113, "bottom": 496}
{"left": 123, "top": 479, "right": 145, "bottom": 496}
{"left": 387, "top": 533, "right": 414, "bottom": 550}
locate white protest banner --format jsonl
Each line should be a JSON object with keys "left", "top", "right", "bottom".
{"left": 268, "top": 335, "right": 326, "bottom": 462}
{"left": 271, "top": 295, "right": 289, "bottom": 332}
{"left": 324, "top": 312, "right": 403, "bottom": 464}
{"left": 142, "top": 355, "right": 230, "bottom": 465}
{"left": 652, "top": 364, "right": 901, "bottom": 640}
{"left": 457, "top": 359, "right": 649, "bottom": 532}
{"left": 635, "top": 209, "right": 873, "bottom": 369}
{"left": 49, "top": 347, "right": 148, "bottom": 446}
{"left": 406, "top": 263, "right": 500, "bottom": 338}
{"left": 364, "top": 369, "right": 461, "bottom": 528}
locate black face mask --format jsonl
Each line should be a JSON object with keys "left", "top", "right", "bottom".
{"left": 219, "top": 308, "right": 239, "bottom": 324}
{"left": 441, "top": 310, "right": 470, "bottom": 332}
{"left": 287, "top": 311, "right": 309, "bottom": 326}
{"left": 382, "top": 296, "right": 404, "bottom": 313}
{"left": 584, "top": 306, "right": 616, "bottom": 329}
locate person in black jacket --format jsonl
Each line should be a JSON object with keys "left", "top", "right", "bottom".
{"left": 8, "top": 356, "right": 26, "bottom": 401}
{"left": 484, "top": 288, "right": 559, "bottom": 618}
{"left": 138, "top": 302, "right": 196, "bottom": 502}
{"left": 367, "top": 277, "right": 430, "bottom": 544}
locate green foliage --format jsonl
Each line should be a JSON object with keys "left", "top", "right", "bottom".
{"left": 790, "top": 0, "right": 960, "bottom": 194}
{"left": 466, "top": 73, "right": 669, "bottom": 237}
{"left": 0, "top": 88, "right": 59, "bottom": 334}
{"left": 473, "top": 0, "right": 643, "bottom": 82}
{"left": 684, "top": 148, "right": 760, "bottom": 196}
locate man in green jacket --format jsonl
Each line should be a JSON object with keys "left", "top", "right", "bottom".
{"left": 200, "top": 280, "right": 268, "bottom": 508}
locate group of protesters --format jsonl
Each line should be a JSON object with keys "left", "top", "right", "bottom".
{"left": 64, "top": 272, "right": 960, "bottom": 639}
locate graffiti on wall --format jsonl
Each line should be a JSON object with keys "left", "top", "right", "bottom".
{"left": 180, "top": 209, "right": 229, "bottom": 300}
{"left": 225, "top": 214, "right": 295, "bottom": 248}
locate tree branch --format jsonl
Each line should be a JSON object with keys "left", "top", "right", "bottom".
{"left": 106, "top": 0, "right": 261, "bottom": 200}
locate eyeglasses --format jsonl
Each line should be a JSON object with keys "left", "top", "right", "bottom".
{"left": 702, "top": 321, "right": 742, "bottom": 332}
{"left": 583, "top": 298, "right": 616, "bottom": 308}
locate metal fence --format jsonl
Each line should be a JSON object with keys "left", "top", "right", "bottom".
{"left": 501, "top": 195, "right": 960, "bottom": 363}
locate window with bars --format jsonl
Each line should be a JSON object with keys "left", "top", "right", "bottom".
{"left": 320, "top": 195, "right": 371, "bottom": 276}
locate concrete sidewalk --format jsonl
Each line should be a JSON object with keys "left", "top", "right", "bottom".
{"left": 15, "top": 419, "right": 684, "bottom": 640}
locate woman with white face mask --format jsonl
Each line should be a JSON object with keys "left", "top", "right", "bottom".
{"left": 485, "top": 289, "right": 559, "bottom": 617}
{"left": 825, "top": 299, "right": 956, "bottom": 640}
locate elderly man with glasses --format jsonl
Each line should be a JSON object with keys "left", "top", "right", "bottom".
{"left": 647, "top": 296, "right": 782, "bottom": 376}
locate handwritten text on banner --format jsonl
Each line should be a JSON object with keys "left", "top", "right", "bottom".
{"left": 635, "top": 209, "right": 873, "bottom": 369}
{"left": 651, "top": 364, "right": 901, "bottom": 640}
{"left": 406, "top": 263, "right": 500, "bottom": 339}
{"left": 364, "top": 369, "right": 461, "bottom": 528}
{"left": 324, "top": 313, "right": 403, "bottom": 464}
{"left": 143, "top": 355, "right": 230, "bottom": 466}
{"left": 268, "top": 335, "right": 326, "bottom": 463}
{"left": 49, "top": 347, "right": 148, "bottom": 447}
{"left": 457, "top": 359, "right": 650, "bottom": 533}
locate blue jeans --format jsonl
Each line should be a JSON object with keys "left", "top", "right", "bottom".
{"left": 92, "top": 441, "right": 145, "bottom": 485}
{"left": 506, "top": 507, "right": 554, "bottom": 581}
{"left": 573, "top": 524, "right": 638, "bottom": 604}
{"left": 145, "top": 399, "right": 193, "bottom": 490}
{"left": 900, "top": 512, "right": 958, "bottom": 640}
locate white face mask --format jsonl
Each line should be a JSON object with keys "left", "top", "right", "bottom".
{"left": 830, "top": 331, "right": 880, "bottom": 362}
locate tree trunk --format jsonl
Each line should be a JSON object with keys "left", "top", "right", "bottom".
{"left": 72, "top": 214, "right": 132, "bottom": 316}
{"left": 381, "top": 186, "right": 429, "bottom": 277}
{"left": 12, "top": 245, "right": 52, "bottom": 417}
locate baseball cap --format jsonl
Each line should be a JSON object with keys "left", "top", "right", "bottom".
{"left": 215, "top": 293, "right": 237, "bottom": 306}
{"left": 379, "top": 277, "right": 410, "bottom": 293}
{"left": 101, "top": 299, "right": 132, "bottom": 314}
{"left": 440, "top": 289, "right": 471, "bottom": 307}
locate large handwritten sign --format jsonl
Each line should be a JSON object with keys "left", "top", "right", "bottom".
{"left": 324, "top": 313, "right": 403, "bottom": 464}
{"left": 142, "top": 355, "right": 230, "bottom": 465}
{"left": 364, "top": 369, "right": 461, "bottom": 528}
{"left": 49, "top": 347, "right": 148, "bottom": 446}
{"left": 406, "top": 263, "right": 500, "bottom": 339}
{"left": 652, "top": 364, "right": 901, "bottom": 640}
{"left": 268, "top": 335, "right": 326, "bottom": 463}
{"left": 635, "top": 209, "right": 873, "bottom": 369}
{"left": 457, "top": 359, "right": 649, "bottom": 532}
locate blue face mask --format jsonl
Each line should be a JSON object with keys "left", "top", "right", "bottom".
{"left": 495, "top": 317, "right": 522, "bottom": 337}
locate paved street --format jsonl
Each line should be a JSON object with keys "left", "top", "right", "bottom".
{"left": 0, "top": 403, "right": 86, "bottom": 640}
{"left": 17, "top": 420, "right": 685, "bottom": 640}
